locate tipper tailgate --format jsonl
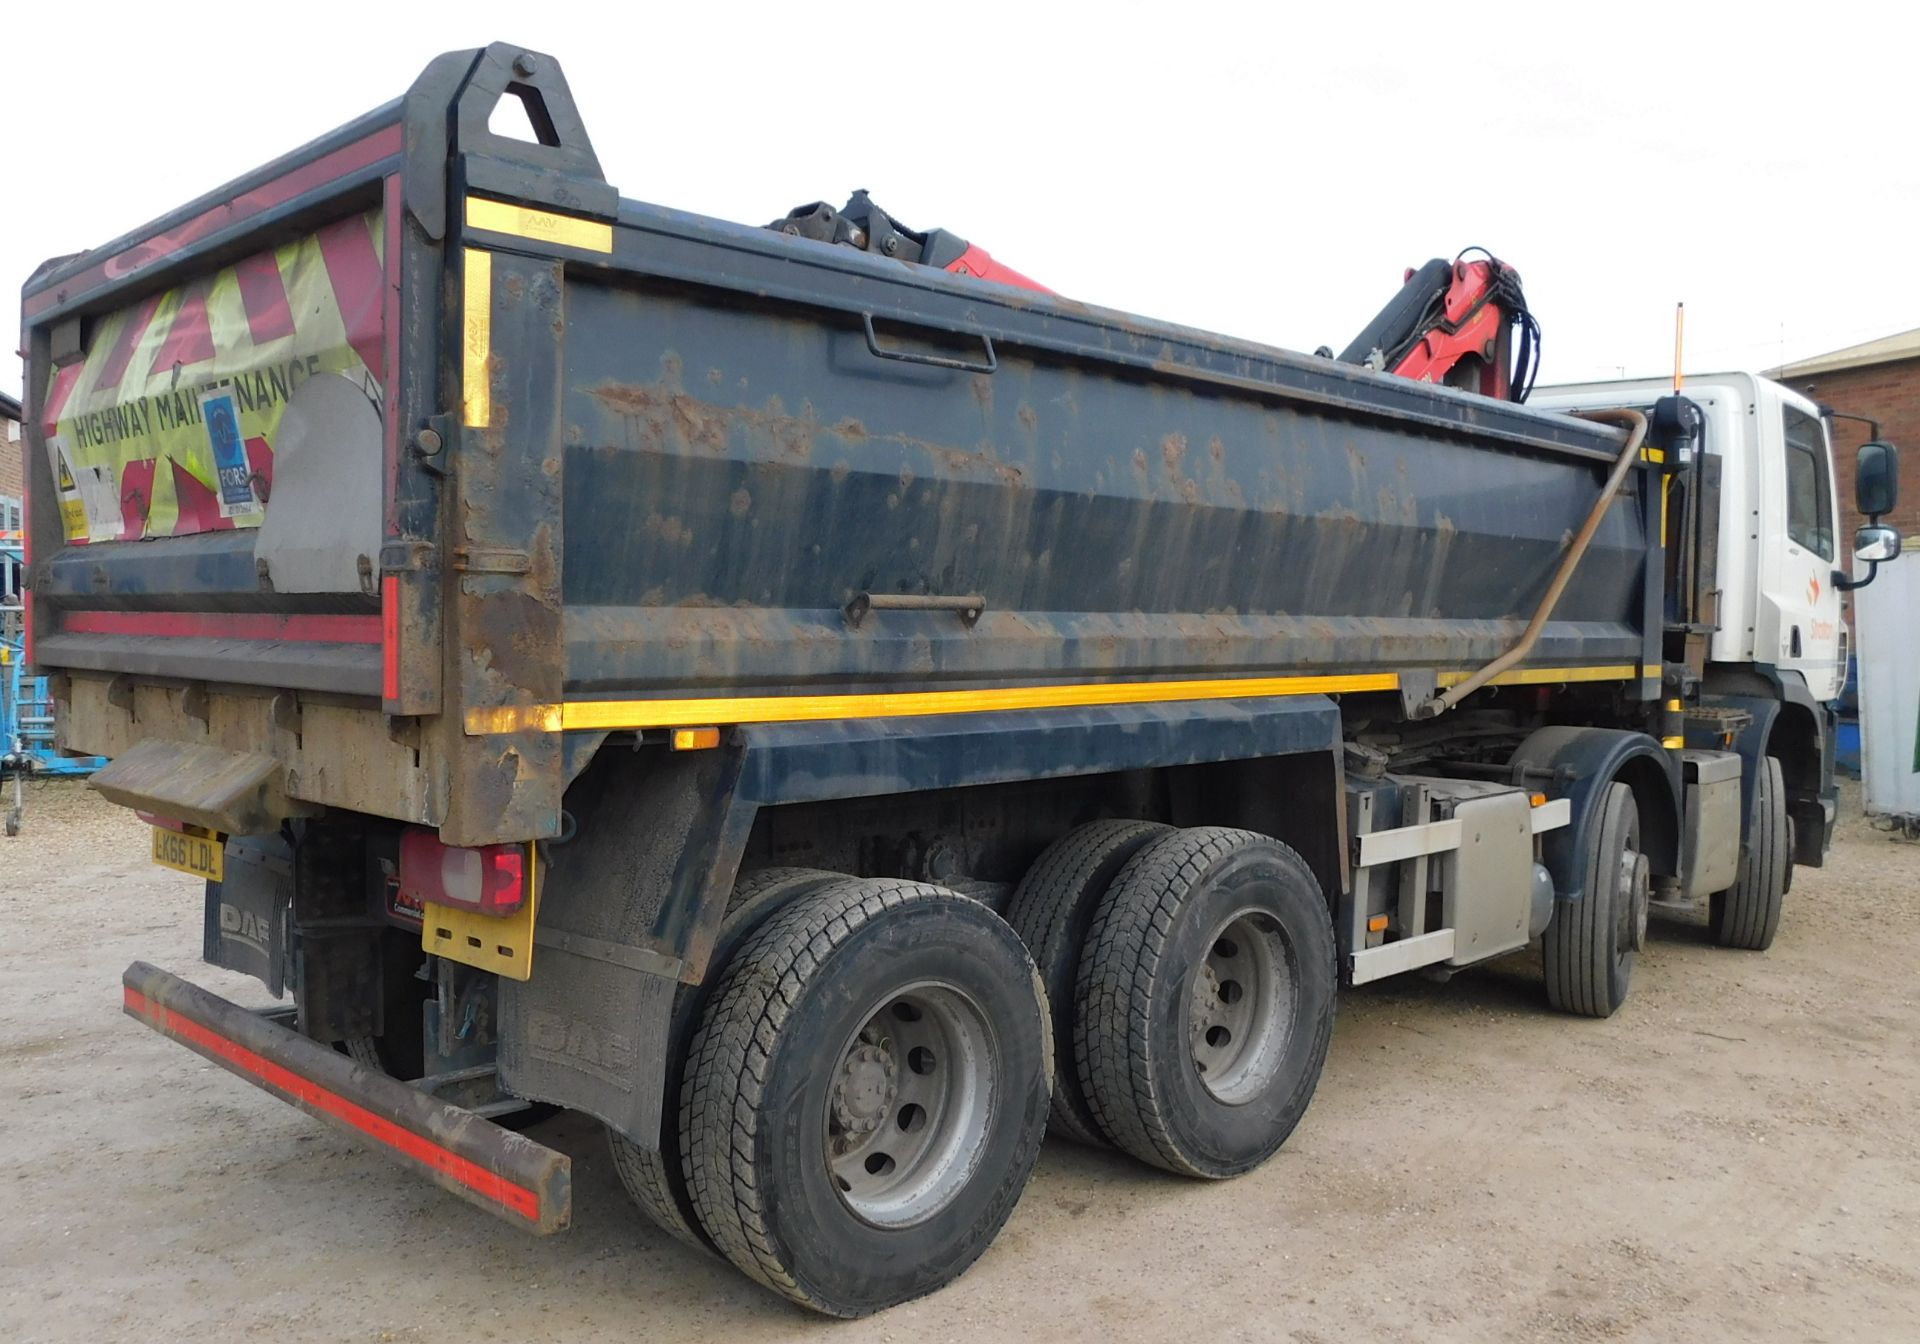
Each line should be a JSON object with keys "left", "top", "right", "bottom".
{"left": 31, "top": 205, "right": 392, "bottom": 696}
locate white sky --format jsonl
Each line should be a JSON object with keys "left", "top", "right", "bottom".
{"left": 8, "top": 1, "right": 1916, "bottom": 403}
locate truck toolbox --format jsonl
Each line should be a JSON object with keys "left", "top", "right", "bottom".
{"left": 26, "top": 38, "right": 1878, "bottom": 1318}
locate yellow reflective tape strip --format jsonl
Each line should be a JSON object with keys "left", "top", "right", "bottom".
{"left": 462, "top": 249, "right": 491, "bottom": 428}
{"left": 462, "top": 664, "right": 1654, "bottom": 735}
{"left": 1435, "top": 663, "right": 1645, "bottom": 689}
{"left": 465, "top": 197, "right": 613, "bottom": 254}
{"left": 466, "top": 673, "right": 1400, "bottom": 735}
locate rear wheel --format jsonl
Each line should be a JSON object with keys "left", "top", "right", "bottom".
{"left": 1003, "top": 819, "right": 1171, "bottom": 1147}
{"left": 681, "top": 878, "right": 1051, "bottom": 1317}
{"left": 1073, "top": 828, "right": 1336, "bottom": 1179}
{"left": 1711, "top": 756, "right": 1787, "bottom": 951}
{"left": 1543, "top": 782, "right": 1644, "bottom": 1018}
{"left": 340, "top": 928, "right": 431, "bottom": 1080}
{"left": 607, "top": 867, "right": 840, "bottom": 1251}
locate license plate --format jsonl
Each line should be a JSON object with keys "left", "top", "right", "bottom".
{"left": 151, "top": 827, "right": 225, "bottom": 882}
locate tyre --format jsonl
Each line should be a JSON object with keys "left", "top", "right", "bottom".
{"left": 1072, "top": 827, "right": 1336, "bottom": 1179}
{"left": 608, "top": 866, "right": 841, "bottom": 1251}
{"left": 681, "top": 878, "right": 1052, "bottom": 1316}
{"left": 1542, "top": 782, "right": 1646, "bottom": 1018}
{"left": 340, "top": 927, "right": 432, "bottom": 1080}
{"left": 1003, "top": 819, "right": 1171, "bottom": 1147}
{"left": 1710, "top": 756, "right": 1787, "bottom": 951}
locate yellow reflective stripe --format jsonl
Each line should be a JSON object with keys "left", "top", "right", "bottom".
{"left": 1435, "top": 663, "right": 1645, "bottom": 689}
{"left": 462, "top": 664, "right": 1653, "bottom": 735}
{"left": 462, "top": 249, "right": 491, "bottom": 429}
{"left": 467, "top": 673, "right": 1396, "bottom": 735}
{"left": 465, "top": 197, "right": 613, "bottom": 254}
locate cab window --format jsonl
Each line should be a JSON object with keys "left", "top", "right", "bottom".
{"left": 1783, "top": 407, "right": 1833, "bottom": 560}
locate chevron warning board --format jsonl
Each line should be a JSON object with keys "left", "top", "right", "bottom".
{"left": 40, "top": 208, "right": 385, "bottom": 544}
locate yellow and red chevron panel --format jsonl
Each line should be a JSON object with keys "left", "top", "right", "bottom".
{"left": 41, "top": 208, "right": 386, "bottom": 544}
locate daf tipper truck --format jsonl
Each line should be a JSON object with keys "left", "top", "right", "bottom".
{"left": 20, "top": 44, "right": 1902, "bottom": 1317}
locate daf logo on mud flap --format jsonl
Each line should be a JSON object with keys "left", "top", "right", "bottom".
{"left": 526, "top": 1008, "right": 637, "bottom": 1089}
{"left": 219, "top": 903, "right": 272, "bottom": 955}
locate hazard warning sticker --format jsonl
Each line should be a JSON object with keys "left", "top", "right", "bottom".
{"left": 50, "top": 434, "right": 124, "bottom": 543}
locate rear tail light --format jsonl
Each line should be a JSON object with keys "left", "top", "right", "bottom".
{"left": 398, "top": 828, "right": 526, "bottom": 916}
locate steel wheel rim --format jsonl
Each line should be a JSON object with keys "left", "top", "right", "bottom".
{"left": 824, "top": 980, "right": 996, "bottom": 1229}
{"left": 1189, "top": 907, "right": 1297, "bottom": 1105}
{"left": 1614, "top": 810, "right": 1647, "bottom": 958}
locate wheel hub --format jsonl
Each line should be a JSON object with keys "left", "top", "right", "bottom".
{"left": 1620, "top": 849, "right": 1651, "bottom": 951}
{"left": 833, "top": 1043, "right": 898, "bottom": 1134}
{"left": 824, "top": 983, "right": 996, "bottom": 1230}
{"left": 1188, "top": 910, "right": 1298, "bottom": 1105}
{"left": 1188, "top": 962, "right": 1225, "bottom": 1052}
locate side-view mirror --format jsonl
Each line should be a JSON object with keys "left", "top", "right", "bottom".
{"left": 1837, "top": 521, "right": 1903, "bottom": 592}
{"left": 1857, "top": 440, "right": 1899, "bottom": 518}
{"left": 1855, "top": 524, "right": 1901, "bottom": 564}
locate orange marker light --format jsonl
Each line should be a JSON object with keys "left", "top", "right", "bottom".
{"left": 671, "top": 726, "right": 721, "bottom": 751}
{"left": 1367, "top": 914, "right": 1390, "bottom": 933}
{"left": 1530, "top": 792, "right": 1549, "bottom": 807}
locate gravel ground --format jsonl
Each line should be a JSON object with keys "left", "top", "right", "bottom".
{"left": 2, "top": 779, "right": 1916, "bottom": 1342}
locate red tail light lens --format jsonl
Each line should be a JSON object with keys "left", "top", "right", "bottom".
{"left": 398, "top": 829, "right": 525, "bottom": 916}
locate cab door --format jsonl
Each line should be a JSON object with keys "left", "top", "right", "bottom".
{"left": 1763, "top": 398, "right": 1844, "bottom": 700}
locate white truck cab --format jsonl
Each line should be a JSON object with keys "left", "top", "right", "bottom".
{"left": 1534, "top": 370, "right": 1903, "bottom": 882}
{"left": 1533, "top": 373, "right": 1853, "bottom": 701}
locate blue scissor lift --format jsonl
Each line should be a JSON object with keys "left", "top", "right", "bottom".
{"left": 0, "top": 539, "right": 106, "bottom": 834}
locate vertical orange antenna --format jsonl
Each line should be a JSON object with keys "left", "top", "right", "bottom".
{"left": 1673, "top": 302, "right": 1686, "bottom": 391}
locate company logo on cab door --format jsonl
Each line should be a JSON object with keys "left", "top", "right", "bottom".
{"left": 1808, "top": 575, "right": 1823, "bottom": 605}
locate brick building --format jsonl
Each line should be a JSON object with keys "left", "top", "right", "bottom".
{"left": 1771, "top": 328, "right": 1920, "bottom": 544}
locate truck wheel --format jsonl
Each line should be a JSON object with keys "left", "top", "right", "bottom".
{"left": 1004, "top": 818, "right": 1171, "bottom": 1147}
{"left": 340, "top": 927, "right": 433, "bottom": 1080}
{"left": 1543, "top": 782, "right": 1644, "bottom": 1018}
{"left": 681, "top": 878, "right": 1052, "bottom": 1316}
{"left": 1072, "top": 828, "right": 1336, "bottom": 1179}
{"left": 1710, "top": 756, "right": 1787, "bottom": 951}
{"left": 607, "top": 866, "right": 840, "bottom": 1252}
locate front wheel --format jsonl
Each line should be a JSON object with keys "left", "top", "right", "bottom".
{"left": 1542, "top": 782, "right": 1644, "bottom": 1018}
{"left": 1710, "top": 756, "right": 1787, "bottom": 951}
{"left": 681, "top": 878, "right": 1052, "bottom": 1317}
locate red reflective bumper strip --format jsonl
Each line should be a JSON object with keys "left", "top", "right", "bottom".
{"left": 23, "top": 123, "right": 404, "bottom": 320}
{"left": 122, "top": 985, "right": 540, "bottom": 1224}
{"left": 61, "top": 611, "right": 382, "bottom": 643}
{"left": 381, "top": 574, "right": 401, "bottom": 701}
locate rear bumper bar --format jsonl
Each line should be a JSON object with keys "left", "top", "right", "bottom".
{"left": 122, "top": 960, "right": 570, "bottom": 1234}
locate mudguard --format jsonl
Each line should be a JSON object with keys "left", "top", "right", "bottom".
{"left": 1510, "top": 726, "right": 1681, "bottom": 904}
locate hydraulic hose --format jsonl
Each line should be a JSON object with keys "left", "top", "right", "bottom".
{"left": 1413, "top": 409, "right": 1649, "bottom": 718}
